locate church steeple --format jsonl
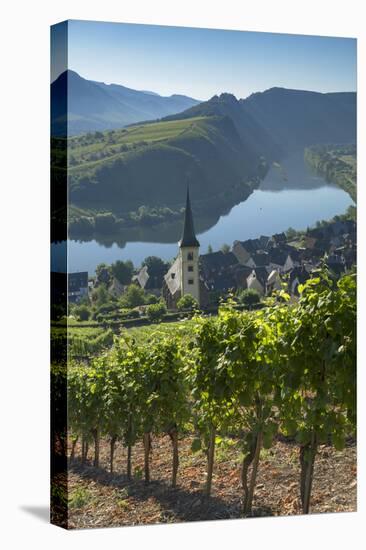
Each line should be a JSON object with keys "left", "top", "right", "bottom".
{"left": 179, "top": 185, "right": 200, "bottom": 248}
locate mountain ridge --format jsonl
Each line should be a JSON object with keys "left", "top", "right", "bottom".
{"left": 51, "top": 70, "right": 201, "bottom": 136}
{"left": 162, "top": 87, "right": 356, "bottom": 152}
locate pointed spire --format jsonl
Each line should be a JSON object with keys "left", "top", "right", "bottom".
{"left": 179, "top": 184, "right": 200, "bottom": 248}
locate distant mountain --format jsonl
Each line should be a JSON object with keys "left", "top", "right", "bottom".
{"left": 164, "top": 87, "right": 356, "bottom": 154}
{"left": 51, "top": 70, "right": 201, "bottom": 136}
{"left": 163, "top": 92, "right": 283, "bottom": 160}
{"left": 240, "top": 87, "right": 356, "bottom": 150}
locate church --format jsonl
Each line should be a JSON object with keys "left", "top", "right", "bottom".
{"left": 162, "top": 187, "right": 208, "bottom": 309}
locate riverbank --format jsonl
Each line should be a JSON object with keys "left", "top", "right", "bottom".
{"left": 67, "top": 174, "right": 261, "bottom": 242}
{"left": 304, "top": 144, "right": 356, "bottom": 202}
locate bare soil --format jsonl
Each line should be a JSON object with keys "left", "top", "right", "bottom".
{"left": 66, "top": 435, "right": 356, "bottom": 529}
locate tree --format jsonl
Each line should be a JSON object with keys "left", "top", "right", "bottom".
{"left": 146, "top": 301, "right": 167, "bottom": 323}
{"left": 92, "top": 283, "right": 109, "bottom": 307}
{"left": 221, "top": 243, "right": 231, "bottom": 254}
{"left": 177, "top": 294, "right": 199, "bottom": 311}
{"left": 207, "top": 244, "right": 213, "bottom": 254}
{"left": 142, "top": 256, "right": 169, "bottom": 288}
{"left": 238, "top": 288, "right": 261, "bottom": 309}
{"left": 119, "top": 284, "right": 146, "bottom": 308}
{"left": 74, "top": 304, "right": 90, "bottom": 321}
{"left": 111, "top": 260, "right": 134, "bottom": 285}
{"left": 286, "top": 227, "right": 298, "bottom": 240}
{"left": 95, "top": 263, "right": 112, "bottom": 286}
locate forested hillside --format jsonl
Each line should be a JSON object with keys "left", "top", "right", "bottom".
{"left": 163, "top": 92, "right": 283, "bottom": 160}
{"left": 171, "top": 87, "right": 356, "bottom": 152}
{"left": 304, "top": 144, "right": 356, "bottom": 202}
{"left": 52, "top": 114, "right": 270, "bottom": 239}
{"left": 241, "top": 88, "right": 356, "bottom": 150}
{"left": 67, "top": 115, "right": 262, "bottom": 206}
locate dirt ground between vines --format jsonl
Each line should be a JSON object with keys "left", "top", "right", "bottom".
{"left": 67, "top": 435, "right": 356, "bottom": 529}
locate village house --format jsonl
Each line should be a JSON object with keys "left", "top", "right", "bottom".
{"left": 109, "top": 277, "right": 127, "bottom": 298}
{"left": 270, "top": 232, "right": 287, "bottom": 246}
{"left": 199, "top": 251, "right": 239, "bottom": 293}
{"left": 232, "top": 236, "right": 270, "bottom": 265}
{"left": 132, "top": 265, "right": 161, "bottom": 296}
{"left": 246, "top": 267, "right": 268, "bottom": 296}
{"left": 288, "top": 266, "right": 310, "bottom": 296}
{"left": 266, "top": 269, "right": 282, "bottom": 294}
{"left": 68, "top": 272, "right": 89, "bottom": 303}
{"left": 268, "top": 248, "right": 289, "bottom": 272}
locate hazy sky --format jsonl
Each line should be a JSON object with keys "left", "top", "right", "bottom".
{"left": 51, "top": 19, "right": 356, "bottom": 100}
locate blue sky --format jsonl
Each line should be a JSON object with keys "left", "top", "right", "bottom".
{"left": 52, "top": 20, "right": 356, "bottom": 100}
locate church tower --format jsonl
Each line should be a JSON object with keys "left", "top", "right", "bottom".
{"left": 179, "top": 186, "right": 200, "bottom": 305}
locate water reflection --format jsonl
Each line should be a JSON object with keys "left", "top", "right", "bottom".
{"left": 51, "top": 152, "right": 354, "bottom": 273}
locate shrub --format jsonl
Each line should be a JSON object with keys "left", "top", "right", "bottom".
{"left": 177, "top": 294, "right": 199, "bottom": 311}
{"left": 97, "top": 302, "right": 118, "bottom": 316}
{"left": 237, "top": 288, "right": 261, "bottom": 308}
{"left": 146, "top": 301, "right": 167, "bottom": 323}
{"left": 69, "top": 487, "right": 92, "bottom": 509}
{"left": 145, "top": 293, "right": 159, "bottom": 304}
{"left": 119, "top": 284, "right": 147, "bottom": 308}
{"left": 74, "top": 304, "right": 91, "bottom": 321}
{"left": 92, "top": 283, "right": 110, "bottom": 307}
{"left": 120, "top": 308, "right": 140, "bottom": 319}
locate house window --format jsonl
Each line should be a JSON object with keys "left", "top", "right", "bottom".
{"left": 171, "top": 273, "right": 175, "bottom": 279}
{"left": 188, "top": 265, "right": 194, "bottom": 272}
{"left": 188, "top": 279, "right": 194, "bottom": 285}
{"left": 187, "top": 252, "right": 193, "bottom": 261}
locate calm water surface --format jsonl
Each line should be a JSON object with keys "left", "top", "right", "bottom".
{"left": 51, "top": 152, "right": 354, "bottom": 274}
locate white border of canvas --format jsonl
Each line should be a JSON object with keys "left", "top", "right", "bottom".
{"left": 0, "top": 1, "right": 364, "bottom": 548}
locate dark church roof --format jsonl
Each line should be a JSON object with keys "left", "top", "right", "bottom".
{"left": 179, "top": 186, "right": 200, "bottom": 248}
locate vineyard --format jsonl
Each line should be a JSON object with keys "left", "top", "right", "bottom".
{"left": 51, "top": 325, "right": 115, "bottom": 360}
{"left": 52, "top": 270, "right": 356, "bottom": 527}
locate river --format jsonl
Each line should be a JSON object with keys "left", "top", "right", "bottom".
{"left": 51, "top": 152, "right": 354, "bottom": 274}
